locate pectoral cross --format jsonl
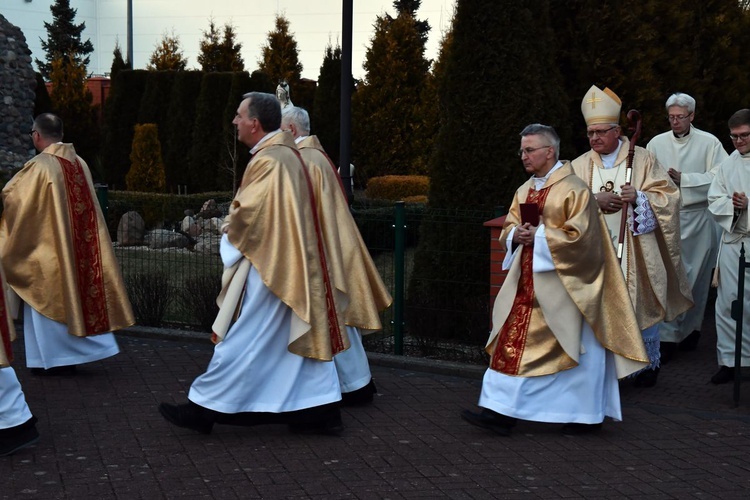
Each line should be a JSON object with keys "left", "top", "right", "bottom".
{"left": 586, "top": 91, "right": 602, "bottom": 109}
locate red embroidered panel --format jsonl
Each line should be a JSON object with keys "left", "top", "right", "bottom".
{"left": 58, "top": 157, "right": 109, "bottom": 335}
{"left": 292, "top": 148, "right": 345, "bottom": 355}
{"left": 490, "top": 188, "right": 550, "bottom": 374}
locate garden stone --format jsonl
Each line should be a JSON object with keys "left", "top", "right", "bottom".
{"left": 181, "top": 215, "right": 201, "bottom": 238}
{"left": 145, "top": 229, "right": 189, "bottom": 250}
{"left": 196, "top": 199, "right": 221, "bottom": 219}
{"left": 117, "top": 211, "right": 145, "bottom": 246}
{"left": 195, "top": 233, "right": 221, "bottom": 255}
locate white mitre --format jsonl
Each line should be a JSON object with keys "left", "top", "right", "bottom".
{"left": 581, "top": 85, "right": 621, "bottom": 125}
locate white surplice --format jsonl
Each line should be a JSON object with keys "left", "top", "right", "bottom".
{"left": 708, "top": 151, "right": 750, "bottom": 366}
{"left": 23, "top": 304, "right": 119, "bottom": 369}
{"left": 188, "top": 236, "right": 341, "bottom": 413}
{"left": 648, "top": 126, "right": 727, "bottom": 342}
{"left": 0, "top": 367, "right": 33, "bottom": 429}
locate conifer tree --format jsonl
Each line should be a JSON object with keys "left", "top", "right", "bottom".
{"left": 352, "top": 0, "right": 432, "bottom": 179}
{"left": 259, "top": 15, "right": 303, "bottom": 86}
{"left": 163, "top": 71, "right": 204, "bottom": 190}
{"left": 48, "top": 56, "right": 98, "bottom": 162}
{"left": 198, "top": 19, "right": 245, "bottom": 72}
{"left": 127, "top": 124, "right": 167, "bottom": 192}
{"left": 36, "top": 0, "right": 94, "bottom": 80}
{"left": 147, "top": 31, "right": 188, "bottom": 71}
{"left": 406, "top": 0, "right": 569, "bottom": 345}
{"left": 110, "top": 39, "right": 130, "bottom": 81}
{"left": 312, "top": 42, "right": 343, "bottom": 167}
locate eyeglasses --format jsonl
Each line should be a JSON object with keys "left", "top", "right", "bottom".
{"left": 517, "top": 145, "right": 551, "bottom": 157}
{"left": 586, "top": 126, "right": 617, "bottom": 138}
{"left": 667, "top": 113, "right": 692, "bottom": 122}
{"left": 28, "top": 129, "right": 36, "bottom": 137}
{"left": 730, "top": 132, "right": 750, "bottom": 142}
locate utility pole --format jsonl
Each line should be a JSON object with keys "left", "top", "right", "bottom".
{"left": 127, "top": 0, "right": 133, "bottom": 67}
{"left": 339, "top": 0, "right": 353, "bottom": 204}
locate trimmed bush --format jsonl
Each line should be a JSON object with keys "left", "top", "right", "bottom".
{"left": 127, "top": 124, "right": 167, "bottom": 193}
{"left": 125, "top": 271, "right": 172, "bottom": 327}
{"left": 365, "top": 175, "right": 429, "bottom": 201}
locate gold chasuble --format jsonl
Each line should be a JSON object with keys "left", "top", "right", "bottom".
{"left": 571, "top": 139, "right": 693, "bottom": 330}
{"left": 0, "top": 263, "right": 16, "bottom": 367}
{"left": 0, "top": 144, "right": 134, "bottom": 337}
{"left": 487, "top": 163, "right": 648, "bottom": 378}
{"left": 223, "top": 131, "right": 348, "bottom": 361}
{"left": 297, "top": 135, "right": 392, "bottom": 332}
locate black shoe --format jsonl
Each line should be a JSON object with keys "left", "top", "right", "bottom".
{"left": 460, "top": 409, "right": 515, "bottom": 436}
{"left": 30, "top": 365, "right": 77, "bottom": 376}
{"left": 659, "top": 342, "right": 678, "bottom": 364}
{"left": 341, "top": 379, "right": 377, "bottom": 407}
{"left": 679, "top": 331, "right": 701, "bottom": 352}
{"left": 561, "top": 422, "right": 602, "bottom": 436}
{"left": 0, "top": 417, "right": 40, "bottom": 457}
{"left": 711, "top": 366, "right": 734, "bottom": 385}
{"left": 632, "top": 367, "right": 660, "bottom": 388}
{"left": 288, "top": 414, "right": 344, "bottom": 436}
{"left": 158, "top": 402, "right": 215, "bottom": 434}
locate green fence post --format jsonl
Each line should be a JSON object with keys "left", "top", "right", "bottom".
{"left": 393, "top": 201, "right": 406, "bottom": 355}
{"left": 95, "top": 183, "right": 109, "bottom": 221}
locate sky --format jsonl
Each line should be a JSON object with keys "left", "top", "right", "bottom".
{"left": 3, "top": 0, "right": 457, "bottom": 80}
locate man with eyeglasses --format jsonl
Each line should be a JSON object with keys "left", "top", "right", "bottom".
{"left": 461, "top": 124, "right": 648, "bottom": 437}
{"left": 0, "top": 113, "right": 134, "bottom": 376}
{"left": 647, "top": 93, "right": 728, "bottom": 364}
{"left": 571, "top": 86, "right": 693, "bottom": 389}
{"left": 707, "top": 109, "right": 750, "bottom": 384}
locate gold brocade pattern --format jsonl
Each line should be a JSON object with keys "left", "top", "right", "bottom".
{"left": 58, "top": 156, "right": 109, "bottom": 335}
{"left": 487, "top": 163, "right": 649, "bottom": 378}
{"left": 0, "top": 144, "right": 134, "bottom": 337}
{"left": 571, "top": 140, "right": 693, "bottom": 329}
{"left": 297, "top": 136, "right": 392, "bottom": 332}
{"left": 490, "top": 188, "right": 550, "bottom": 374}
{"left": 226, "top": 132, "right": 348, "bottom": 361}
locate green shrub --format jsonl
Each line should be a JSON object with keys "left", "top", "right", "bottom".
{"left": 127, "top": 124, "right": 167, "bottom": 192}
{"left": 126, "top": 271, "right": 172, "bottom": 326}
{"left": 365, "top": 175, "right": 429, "bottom": 201}
{"left": 177, "top": 274, "right": 221, "bottom": 331}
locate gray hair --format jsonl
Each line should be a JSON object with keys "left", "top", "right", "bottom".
{"left": 241, "top": 92, "right": 281, "bottom": 131}
{"left": 520, "top": 123, "right": 560, "bottom": 160}
{"left": 281, "top": 106, "right": 311, "bottom": 135}
{"left": 665, "top": 92, "right": 696, "bottom": 113}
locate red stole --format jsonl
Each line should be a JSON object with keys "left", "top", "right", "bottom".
{"left": 490, "top": 187, "right": 550, "bottom": 374}
{"left": 291, "top": 148, "right": 346, "bottom": 355}
{"left": 58, "top": 156, "right": 109, "bottom": 335}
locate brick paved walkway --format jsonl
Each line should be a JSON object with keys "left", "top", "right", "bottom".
{"left": 3, "top": 314, "right": 750, "bottom": 499}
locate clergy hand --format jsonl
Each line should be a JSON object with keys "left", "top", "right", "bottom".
{"left": 513, "top": 222, "right": 535, "bottom": 247}
{"left": 732, "top": 191, "right": 748, "bottom": 210}
{"left": 620, "top": 184, "right": 637, "bottom": 205}
{"left": 596, "top": 191, "right": 623, "bottom": 214}
{"left": 668, "top": 168, "right": 681, "bottom": 185}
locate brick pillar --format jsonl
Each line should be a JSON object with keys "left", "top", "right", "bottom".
{"left": 483, "top": 215, "right": 507, "bottom": 308}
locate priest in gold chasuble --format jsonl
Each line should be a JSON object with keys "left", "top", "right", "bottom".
{"left": 160, "top": 93, "right": 345, "bottom": 436}
{"left": 462, "top": 124, "right": 648, "bottom": 437}
{"left": 571, "top": 86, "right": 693, "bottom": 389}
{"left": 282, "top": 106, "right": 393, "bottom": 406}
{"left": 0, "top": 114, "right": 134, "bottom": 374}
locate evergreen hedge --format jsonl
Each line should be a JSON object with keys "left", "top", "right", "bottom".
{"left": 163, "top": 70, "right": 204, "bottom": 191}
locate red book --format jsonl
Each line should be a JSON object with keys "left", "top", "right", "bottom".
{"left": 519, "top": 203, "right": 540, "bottom": 226}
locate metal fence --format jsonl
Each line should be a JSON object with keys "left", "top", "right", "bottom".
{"left": 108, "top": 192, "right": 496, "bottom": 363}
